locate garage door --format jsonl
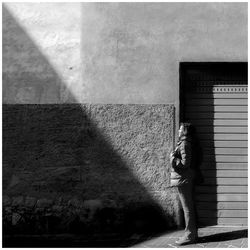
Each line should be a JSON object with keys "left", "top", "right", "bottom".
{"left": 181, "top": 63, "right": 248, "bottom": 226}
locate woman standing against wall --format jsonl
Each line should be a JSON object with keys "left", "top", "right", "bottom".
{"left": 170, "top": 122, "right": 203, "bottom": 245}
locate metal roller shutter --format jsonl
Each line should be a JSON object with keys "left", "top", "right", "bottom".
{"left": 180, "top": 63, "right": 248, "bottom": 226}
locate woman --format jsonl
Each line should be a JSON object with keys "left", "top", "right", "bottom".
{"left": 170, "top": 122, "right": 202, "bottom": 245}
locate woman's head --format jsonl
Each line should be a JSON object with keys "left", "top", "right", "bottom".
{"left": 178, "top": 122, "right": 195, "bottom": 138}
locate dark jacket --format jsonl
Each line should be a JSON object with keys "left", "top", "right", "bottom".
{"left": 170, "top": 136, "right": 195, "bottom": 187}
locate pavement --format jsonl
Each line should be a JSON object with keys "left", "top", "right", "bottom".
{"left": 3, "top": 226, "right": 248, "bottom": 248}
{"left": 131, "top": 226, "right": 248, "bottom": 248}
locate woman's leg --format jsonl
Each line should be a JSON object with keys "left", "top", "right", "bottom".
{"left": 177, "top": 183, "right": 197, "bottom": 240}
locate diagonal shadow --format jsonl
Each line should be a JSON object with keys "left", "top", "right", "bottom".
{"left": 197, "top": 229, "right": 247, "bottom": 244}
{"left": 180, "top": 63, "right": 217, "bottom": 226}
{"left": 2, "top": 5, "right": 174, "bottom": 247}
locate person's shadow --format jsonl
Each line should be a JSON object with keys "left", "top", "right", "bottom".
{"left": 197, "top": 229, "right": 247, "bottom": 244}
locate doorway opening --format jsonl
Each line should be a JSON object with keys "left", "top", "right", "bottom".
{"left": 179, "top": 62, "right": 248, "bottom": 226}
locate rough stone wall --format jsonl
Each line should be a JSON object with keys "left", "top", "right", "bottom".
{"left": 3, "top": 104, "right": 180, "bottom": 234}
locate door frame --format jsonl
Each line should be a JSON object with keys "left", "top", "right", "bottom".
{"left": 179, "top": 62, "right": 248, "bottom": 124}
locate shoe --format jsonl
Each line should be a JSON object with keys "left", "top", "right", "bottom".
{"left": 175, "top": 236, "right": 198, "bottom": 246}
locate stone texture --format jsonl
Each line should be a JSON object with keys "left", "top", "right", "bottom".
{"left": 35, "top": 208, "right": 45, "bottom": 213}
{"left": 25, "top": 197, "right": 37, "bottom": 208}
{"left": 3, "top": 195, "right": 12, "bottom": 206}
{"left": 12, "top": 196, "right": 24, "bottom": 207}
{"left": 52, "top": 205, "right": 63, "bottom": 213}
{"left": 68, "top": 198, "right": 84, "bottom": 208}
{"left": 3, "top": 103, "right": 177, "bottom": 234}
{"left": 3, "top": 104, "right": 174, "bottom": 202}
{"left": 12, "top": 213, "right": 22, "bottom": 226}
{"left": 83, "top": 199, "right": 103, "bottom": 221}
{"left": 4, "top": 207, "right": 12, "bottom": 214}
{"left": 37, "top": 199, "right": 53, "bottom": 208}
{"left": 83, "top": 199, "right": 103, "bottom": 208}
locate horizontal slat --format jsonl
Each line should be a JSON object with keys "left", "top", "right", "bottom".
{"left": 198, "top": 217, "right": 247, "bottom": 226}
{"left": 196, "top": 194, "right": 248, "bottom": 202}
{"left": 196, "top": 202, "right": 248, "bottom": 210}
{"left": 186, "top": 98, "right": 247, "bottom": 105}
{"left": 198, "top": 126, "right": 248, "bottom": 134}
{"left": 201, "top": 170, "right": 247, "bottom": 178}
{"left": 186, "top": 112, "right": 247, "bottom": 119}
{"left": 192, "top": 119, "right": 248, "bottom": 126}
{"left": 200, "top": 133, "right": 247, "bottom": 141}
{"left": 204, "top": 178, "right": 248, "bottom": 185}
{"left": 217, "top": 218, "right": 247, "bottom": 225}
{"left": 200, "top": 162, "right": 248, "bottom": 170}
{"left": 195, "top": 185, "right": 248, "bottom": 193}
{"left": 198, "top": 210, "right": 247, "bottom": 218}
{"left": 186, "top": 93, "right": 248, "bottom": 99}
{"left": 186, "top": 105, "right": 248, "bottom": 112}
{"left": 202, "top": 155, "right": 248, "bottom": 163}
{"left": 187, "top": 84, "right": 247, "bottom": 88}
{"left": 203, "top": 148, "right": 248, "bottom": 155}
{"left": 200, "top": 140, "right": 247, "bottom": 148}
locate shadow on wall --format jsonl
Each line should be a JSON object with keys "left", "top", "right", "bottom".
{"left": 3, "top": 5, "right": 178, "bottom": 247}
{"left": 180, "top": 64, "right": 217, "bottom": 226}
{"left": 3, "top": 6, "right": 63, "bottom": 104}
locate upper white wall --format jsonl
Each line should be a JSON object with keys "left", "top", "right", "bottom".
{"left": 81, "top": 2, "right": 247, "bottom": 105}
{"left": 3, "top": 3, "right": 81, "bottom": 103}
{"left": 3, "top": 2, "right": 248, "bottom": 104}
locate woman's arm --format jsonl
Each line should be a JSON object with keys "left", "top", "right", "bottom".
{"left": 170, "top": 151, "right": 175, "bottom": 165}
{"left": 175, "top": 141, "right": 192, "bottom": 169}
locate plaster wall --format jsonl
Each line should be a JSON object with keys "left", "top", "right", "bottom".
{"left": 3, "top": 3, "right": 82, "bottom": 103}
{"left": 3, "top": 2, "right": 248, "bottom": 106}
{"left": 81, "top": 2, "right": 247, "bottom": 106}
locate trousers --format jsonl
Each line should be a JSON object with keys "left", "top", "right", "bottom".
{"left": 177, "top": 182, "right": 197, "bottom": 239}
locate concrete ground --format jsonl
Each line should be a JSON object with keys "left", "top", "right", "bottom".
{"left": 3, "top": 226, "right": 247, "bottom": 248}
{"left": 131, "top": 226, "right": 248, "bottom": 248}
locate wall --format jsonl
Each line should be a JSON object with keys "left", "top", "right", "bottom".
{"left": 3, "top": 2, "right": 247, "bottom": 106}
{"left": 2, "top": 2, "right": 247, "bottom": 241}
{"left": 3, "top": 3, "right": 81, "bottom": 104}
{"left": 81, "top": 2, "right": 247, "bottom": 124}
{"left": 3, "top": 104, "right": 178, "bottom": 237}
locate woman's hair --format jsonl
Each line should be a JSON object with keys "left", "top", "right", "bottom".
{"left": 180, "top": 122, "right": 196, "bottom": 137}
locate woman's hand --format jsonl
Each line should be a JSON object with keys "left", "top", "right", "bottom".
{"left": 170, "top": 151, "right": 176, "bottom": 158}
